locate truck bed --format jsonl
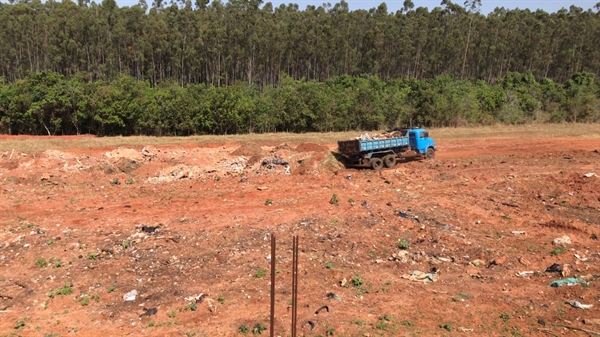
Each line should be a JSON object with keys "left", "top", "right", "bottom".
{"left": 338, "top": 137, "right": 410, "bottom": 156}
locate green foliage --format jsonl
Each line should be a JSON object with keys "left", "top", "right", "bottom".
{"left": 351, "top": 274, "right": 364, "bottom": 288}
{"left": 35, "top": 258, "right": 48, "bottom": 267}
{"left": 0, "top": 69, "right": 598, "bottom": 137}
{"left": 49, "top": 283, "right": 73, "bottom": 298}
{"left": 550, "top": 247, "right": 566, "bottom": 255}
{"left": 329, "top": 194, "right": 339, "bottom": 206}
{"left": 397, "top": 239, "right": 410, "bottom": 250}
{"left": 254, "top": 269, "right": 267, "bottom": 279}
{"left": 252, "top": 323, "right": 266, "bottom": 335}
{"left": 238, "top": 324, "right": 249, "bottom": 334}
{"left": 79, "top": 295, "right": 89, "bottom": 306}
{"left": 185, "top": 302, "right": 197, "bottom": 311}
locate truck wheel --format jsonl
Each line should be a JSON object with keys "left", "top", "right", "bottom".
{"left": 370, "top": 158, "right": 384, "bottom": 170}
{"left": 383, "top": 155, "right": 397, "bottom": 168}
{"left": 425, "top": 148, "right": 435, "bottom": 160}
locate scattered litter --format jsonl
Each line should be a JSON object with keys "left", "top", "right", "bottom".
{"left": 549, "top": 278, "right": 585, "bottom": 287}
{"left": 123, "top": 290, "right": 137, "bottom": 301}
{"left": 139, "top": 307, "right": 158, "bottom": 317}
{"left": 552, "top": 235, "right": 571, "bottom": 245}
{"left": 222, "top": 157, "right": 248, "bottom": 172}
{"left": 141, "top": 147, "right": 156, "bottom": 158}
{"left": 307, "top": 321, "right": 315, "bottom": 330}
{"left": 402, "top": 270, "right": 439, "bottom": 283}
{"left": 314, "top": 305, "right": 329, "bottom": 314}
{"left": 574, "top": 254, "right": 589, "bottom": 262}
{"left": 257, "top": 186, "right": 268, "bottom": 191}
{"left": 470, "top": 259, "right": 485, "bottom": 267}
{"left": 141, "top": 226, "right": 159, "bottom": 233}
{"left": 568, "top": 301, "right": 593, "bottom": 309}
{"left": 397, "top": 211, "right": 409, "bottom": 219}
{"left": 185, "top": 293, "right": 208, "bottom": 303}
{"left": 583, "top": 173, "right": 597, "bottom": 178}
{"left": 326, "top": 293, "right": 341, "bottom": 301}
{"left": 517, "top": 271, "right": 534, "bottom": 277}
{"left": 511, "top": 231, "right": 525, "bottom": 235}
{"left": 457, "top": 327, "right": 474, "bottom": 332}
{"left": 339, "top": 278, "right": 347, "bottom": 287}
{"left": 545, "top": 264, "right": 563, "bottom": 273}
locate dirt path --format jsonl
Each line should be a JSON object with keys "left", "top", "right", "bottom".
{"left": 0, "top": 136, "right": 599, "bottom": 336}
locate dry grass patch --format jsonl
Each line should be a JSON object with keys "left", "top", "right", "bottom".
{"left": 0, "top": 124, "right": 598, "bottom": 152}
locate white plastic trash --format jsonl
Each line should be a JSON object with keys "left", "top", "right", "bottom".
{"left": 123, "top": 289, "right": 138, "bottom": 302}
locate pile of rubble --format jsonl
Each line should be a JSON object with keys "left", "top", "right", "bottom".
{"left": 147, "top": 165, "right": 204, "bottom": 184}
{"left": 354, "top": 129, "right": 408, "bottom": 140}
{"left": 254, "top": 155, "right": 290, "bottom": 175}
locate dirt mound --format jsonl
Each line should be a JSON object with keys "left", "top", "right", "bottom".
{"left": 231, "top": 142, "right": 263, "bottom": 157}
{"left": 115, "top": 158, "right": 143, "bottom": 174}
{"left": 274, "top": 143, "right": 293, "bottom": 151}
{"left": 105, "top": 147, "right": 143, "bottom": 161}
{"left": 295, "top": 142, "right": 328, "bottom": 152}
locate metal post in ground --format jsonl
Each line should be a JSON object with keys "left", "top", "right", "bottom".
{"left": 291, "top": 235, "right": 299, "bottom": 337}
{"left": 270, "top": 234, "right": 276, "bottom": 337}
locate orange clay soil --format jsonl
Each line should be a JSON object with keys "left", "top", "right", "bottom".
{"left": 0, "top": 135, "right": 599, "bottom": 337}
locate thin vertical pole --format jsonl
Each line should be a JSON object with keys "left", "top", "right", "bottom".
{"left": 270, "top": 234, "right": 276, "bottom": 337}
{"left": 291, "top": 235, "right": 299, "bottom": 337}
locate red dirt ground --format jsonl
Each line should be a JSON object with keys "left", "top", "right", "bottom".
{"left": 0, "top": 136, "right": 599, "bottom": 337}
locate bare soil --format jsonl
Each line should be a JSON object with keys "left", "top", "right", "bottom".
{"left": 0, "top": 134, "right": 599, "bottom": 337}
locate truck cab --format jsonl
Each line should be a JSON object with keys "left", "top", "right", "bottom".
{"left": 408, "top": 128, "right": 436, "bottom": 158}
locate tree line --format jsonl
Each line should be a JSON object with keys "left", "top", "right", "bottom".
{"left": 1, "top": 71, "right": 598, "bottom": 136}
{"left": 0, "top": 0, "right": 599, "bottom": 86}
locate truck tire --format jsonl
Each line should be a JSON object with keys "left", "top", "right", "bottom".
{"left": 383, "top": 155, "right": 397, "bottom": 168}
{"left": 370, "top": 158, "right": 384, "bottom": 170}
{"left": 425, "top": 147, "right": 435, "bottom": 160}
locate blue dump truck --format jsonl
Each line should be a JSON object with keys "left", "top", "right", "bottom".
{"left": 337, "top": 128, "right": 436, "bottom": 170}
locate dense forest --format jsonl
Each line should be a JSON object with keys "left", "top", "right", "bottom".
{"left": 0, "top": 0, "right": 599, "bottom": 135}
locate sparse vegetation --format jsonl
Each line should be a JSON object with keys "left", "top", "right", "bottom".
{"left": 35, "top": 258, "right": 48, "bottom": 267}
{"left": 264, "top": 199, "right": 273, "bottom": 206}
{"left": 397, "top": 239, "right": 410, "bottom": 250}
{"left": 254, "top": 269, "right": 267, "bottom": 279}
{"left": 351, "top": 274, "right": 364, "bottom": 288}
{"left": 238, "top": 325, "right": 249, "bottom": 334}
{"left": 329, "top": 194, "right": 339, "bottom": 206}
{"left": 252, "top": 323, "right": 266, "bottom": 335}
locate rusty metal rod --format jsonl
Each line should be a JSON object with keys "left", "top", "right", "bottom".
{"left": 270, "top": 234, "right": 276, "bottom": 337}
{"left": 291, "top": 235, "right": 299, "bottom": 337}
{"left": 291, "top": 236, "right": 296, "bottom": 337}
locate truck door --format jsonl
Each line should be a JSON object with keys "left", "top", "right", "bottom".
{"left": 409, "top": 131, "right": 417, "bottom": 150}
